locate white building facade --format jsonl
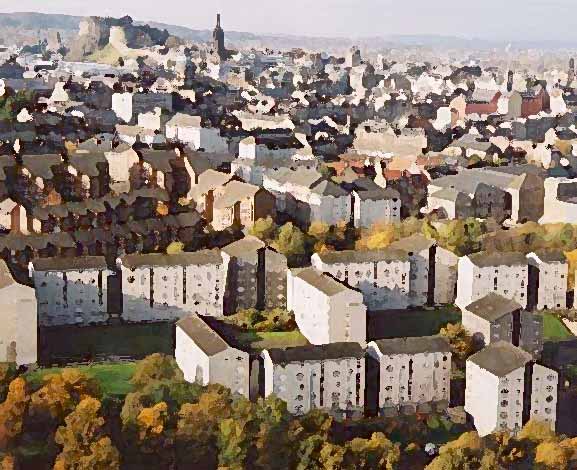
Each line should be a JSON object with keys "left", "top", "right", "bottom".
{"left": 30, "top": 257, "right": 111, "bottom": 327}
{"left": 311, "top": 249, "right": 410, "bottom": 310}
{"left": 261, "top": 343, "right": 365, "bottom": 417}
{"left": 287, "top": 267, "right": 367, "bottom": 346}
{"left": 175, "top": 314, "right": 250, "bottom": 398}
{"left": 118, "top": 249, "right": 227, "bottom": 322}
{"left": 368, "top": 336, "right": 452, "bottom": 416}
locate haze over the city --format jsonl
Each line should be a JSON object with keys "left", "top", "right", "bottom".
{"left": 0, "top": 0, "right": 574, "bottom": 42}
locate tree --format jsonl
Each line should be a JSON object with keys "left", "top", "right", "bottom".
{"left": 166, "top": 241, "right": 184, "bottom": 254}
{"left": 250, "top": 217, "right": 278, "bottom": 242}
{"left": 53, "top": 397, "right": 120, "bottom": 470}
{"left": 426, "top": 432, "right": 484, "bottom": 470}
{"left": 0, "top": 363, "right": 17, "bottom": 403}
{"left": 29, "top": 369, "right": 101, "bottom": 427}
{"left": 272, "top": 222, "right": 307, "bottom": 260}
{"left": 130, "top": 354, "right": 183, "bottom": 390}
{"left": 439, "top": 323, "right": 475, "bottom": 364}
{"left": 253, "top": 397, "right": 293, "bottom": 470}
{"left": 176, "top": 386, "right": 232, "bottom": 468}
{"left": 357, "top": 224, "right": 396, "bottom": 250}
{"left": 0, "top": 378, "right": 30, "bottom": 448}
{"left": 217, "top": 397, "right": 260, "bottom": 470}
{"left": 344, "top": 432, "right": 400, "bottom": 470}
{"left": 518, "top": 419, "right": 556, "bottom": 443}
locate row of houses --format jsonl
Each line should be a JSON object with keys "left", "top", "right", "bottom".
{"left": 29, "top": 235, "right": 288, "bottom": 327}
{"left": 175, "top": 313, "right": 452, "bottom": 418}
{"left": 175, "top": 312, "right": 558, "bottom": 436}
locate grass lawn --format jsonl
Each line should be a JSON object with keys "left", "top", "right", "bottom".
{"left": 25, "top": 362, "right": 136, "bottom": 397}
{"left": 368, "top": 306, "right": 461, "bottom": 340}
{"left": 542, "top": 312, "right": 574, "bottom": 341}
{"left": 237, "top": 330, "right": 309, "bottom": 351}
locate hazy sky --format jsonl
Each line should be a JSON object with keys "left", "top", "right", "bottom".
{"left": 0, "top": 0, "right": 573, "bottom": 41}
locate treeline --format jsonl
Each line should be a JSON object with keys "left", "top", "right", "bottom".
{"left": 0, "top": 355, "right": 400, "bottom": 470}
{"left": 1, "top": 355, "right": 575, "bottom": 469}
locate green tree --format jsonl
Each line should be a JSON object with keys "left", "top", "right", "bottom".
{"left": 253, "top": 396, "right": 293, "bottom": 470}
{"left": 130, "top": 354, "right": 183, "bottom": 390}
{"left": 53, "top": 397, "right": 120, "bottom": 470}
{"left": 344, "top": 432, "right": 400, "bottom": 470}
{"left": 176, "top": 386, "right": 232, "bottom": 468}
{"left": 273, "top": 222, "right": 307, "bottom": 261}
{"left": 250, "top": 217, "right": 278, "bottom": 242}
{"left": 0, "top": 363, "right": 17, "bottom": 403}
{"left": 439, "top": 323, "right": 475, "bottom": 365}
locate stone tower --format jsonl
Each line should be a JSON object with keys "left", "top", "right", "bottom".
{"left": 213, "top": 13, "right": 226, "bottom": 59}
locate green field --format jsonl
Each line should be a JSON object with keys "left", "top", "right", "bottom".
{"left": 25, "top": 362, "right": 136, "bottom": 396}
{"left": 542, "top": 312, "right": 574, "bottom": 341}
{"left": 237, "top": 330, "right": 309, "bottom": 350}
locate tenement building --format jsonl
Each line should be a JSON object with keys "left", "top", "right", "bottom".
{"left": 287, "top": 267, "right": 367, "bottom": 345}
{"left": 175, "top": 314, "right": 250, "bottom": 398}
{"left": 311, "top": 248, "right": 411, "bottom": 310}
{"left": 261, "top": 343, "right": 365, "bottom": 418}
{"left": 117, "top": 249, "right": 227, "bottom": 322}
{"left": 30, "top": 256, "right": 111, "bottom": 327}
{"left": 367, "top": 336, "right": 452, "bottom": 416}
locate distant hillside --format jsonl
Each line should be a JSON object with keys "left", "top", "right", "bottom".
{"left": 0, "top": 11, "right": 575, "bottom": 52}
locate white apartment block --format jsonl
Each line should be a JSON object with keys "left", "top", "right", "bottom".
{"left": 529, "top": 364, "right": 558, "bottom": 431}
{"left": 527, "top": 251, "right": 568, "bottom": 311}
{"left": 465, "top": 341, "right": 557, "bottom": 437}
{"left": 465, "top": 341, "right": 531, "bottom": 437}
{"left": 117, "top": 249, "right": 227, "bottom": 322}
{"left": 388, "top": 234, "right": 437, "bottom": 307}
{"left": 175, "top": 314, "right": 250, "bottom": 398}
{"left": 456, "top": 251, "right": 528, "bottom": 310}
{"left": 261, "top": 343, "right": 365, "bottom": 417}
{"left": 351, "top": 179, "right": 401, "bottom": 228}
{"left": 0, "top": 260, "right": 37, "bottom": 365}
{"left": 461, "top": 293, "right": 543, "bottom": 358}
{"left": 311, "top": 248, "right": 410, "bottom": 310}
{"left": 287, "top": 267, "right": 367, "bottom": 346}
{"left": 30, "top": 257, "right": 111, "bottom": 327}
{"left": 263, "top": 168, "right": 351, "bottom": 227}
{"left": 368, "top": 336, "right": 452, "bottom": 416}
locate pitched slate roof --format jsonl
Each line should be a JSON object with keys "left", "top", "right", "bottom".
{"left": 265, "top": 342, "right": 364, "bottom": 365}
{"left": 32, "top": 256, "right": 109, "bottom": 272}
{"left": 292, "top": 267, "right": 353, "bottom": 297}
{"left": 468, "top": 251, "right": 527, "bottom": 268}
{"left": 468, "top": 341, "right": 532, "bottom": 376}
{"left": 177, "top": 314, "right": 230, "bottom": 356}
{"left": 314, "top": 247, "right": 409, "bottom": 264}
{"left": 371, "top": 335, "right": 451, "bottom": 355}
{"left": 465, "top": 293, "right": 522, "bottom": 322}
{"left": 119, "top": 248, "right": 223, "bottom": 269}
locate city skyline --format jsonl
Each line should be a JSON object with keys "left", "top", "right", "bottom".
{"left": 0, "top": 0, "right": 574, "bottom": 43}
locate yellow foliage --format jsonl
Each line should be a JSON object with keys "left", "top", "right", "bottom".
{"left": 166, "top": 241, "right": 184, "bottom": 255}
{"left": 364, "top": 225, "right": 395, "bottom": 250}
{"left": 519, "top": 419, "right": 557, "bottom": 443}
{"left": 137, "top": 402, "right": 168, "bottom": 439}
{"left": 535, "top": 441, "right": 571, "bottom": 469}
{"left": 566, "top": 248, "right": 577, "bottom": 290}
{"left": 156, "top": 201, "right": 169, "bottom": 216}
{"left": 440, "top": 431, "right": 483, "bottom": 453}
